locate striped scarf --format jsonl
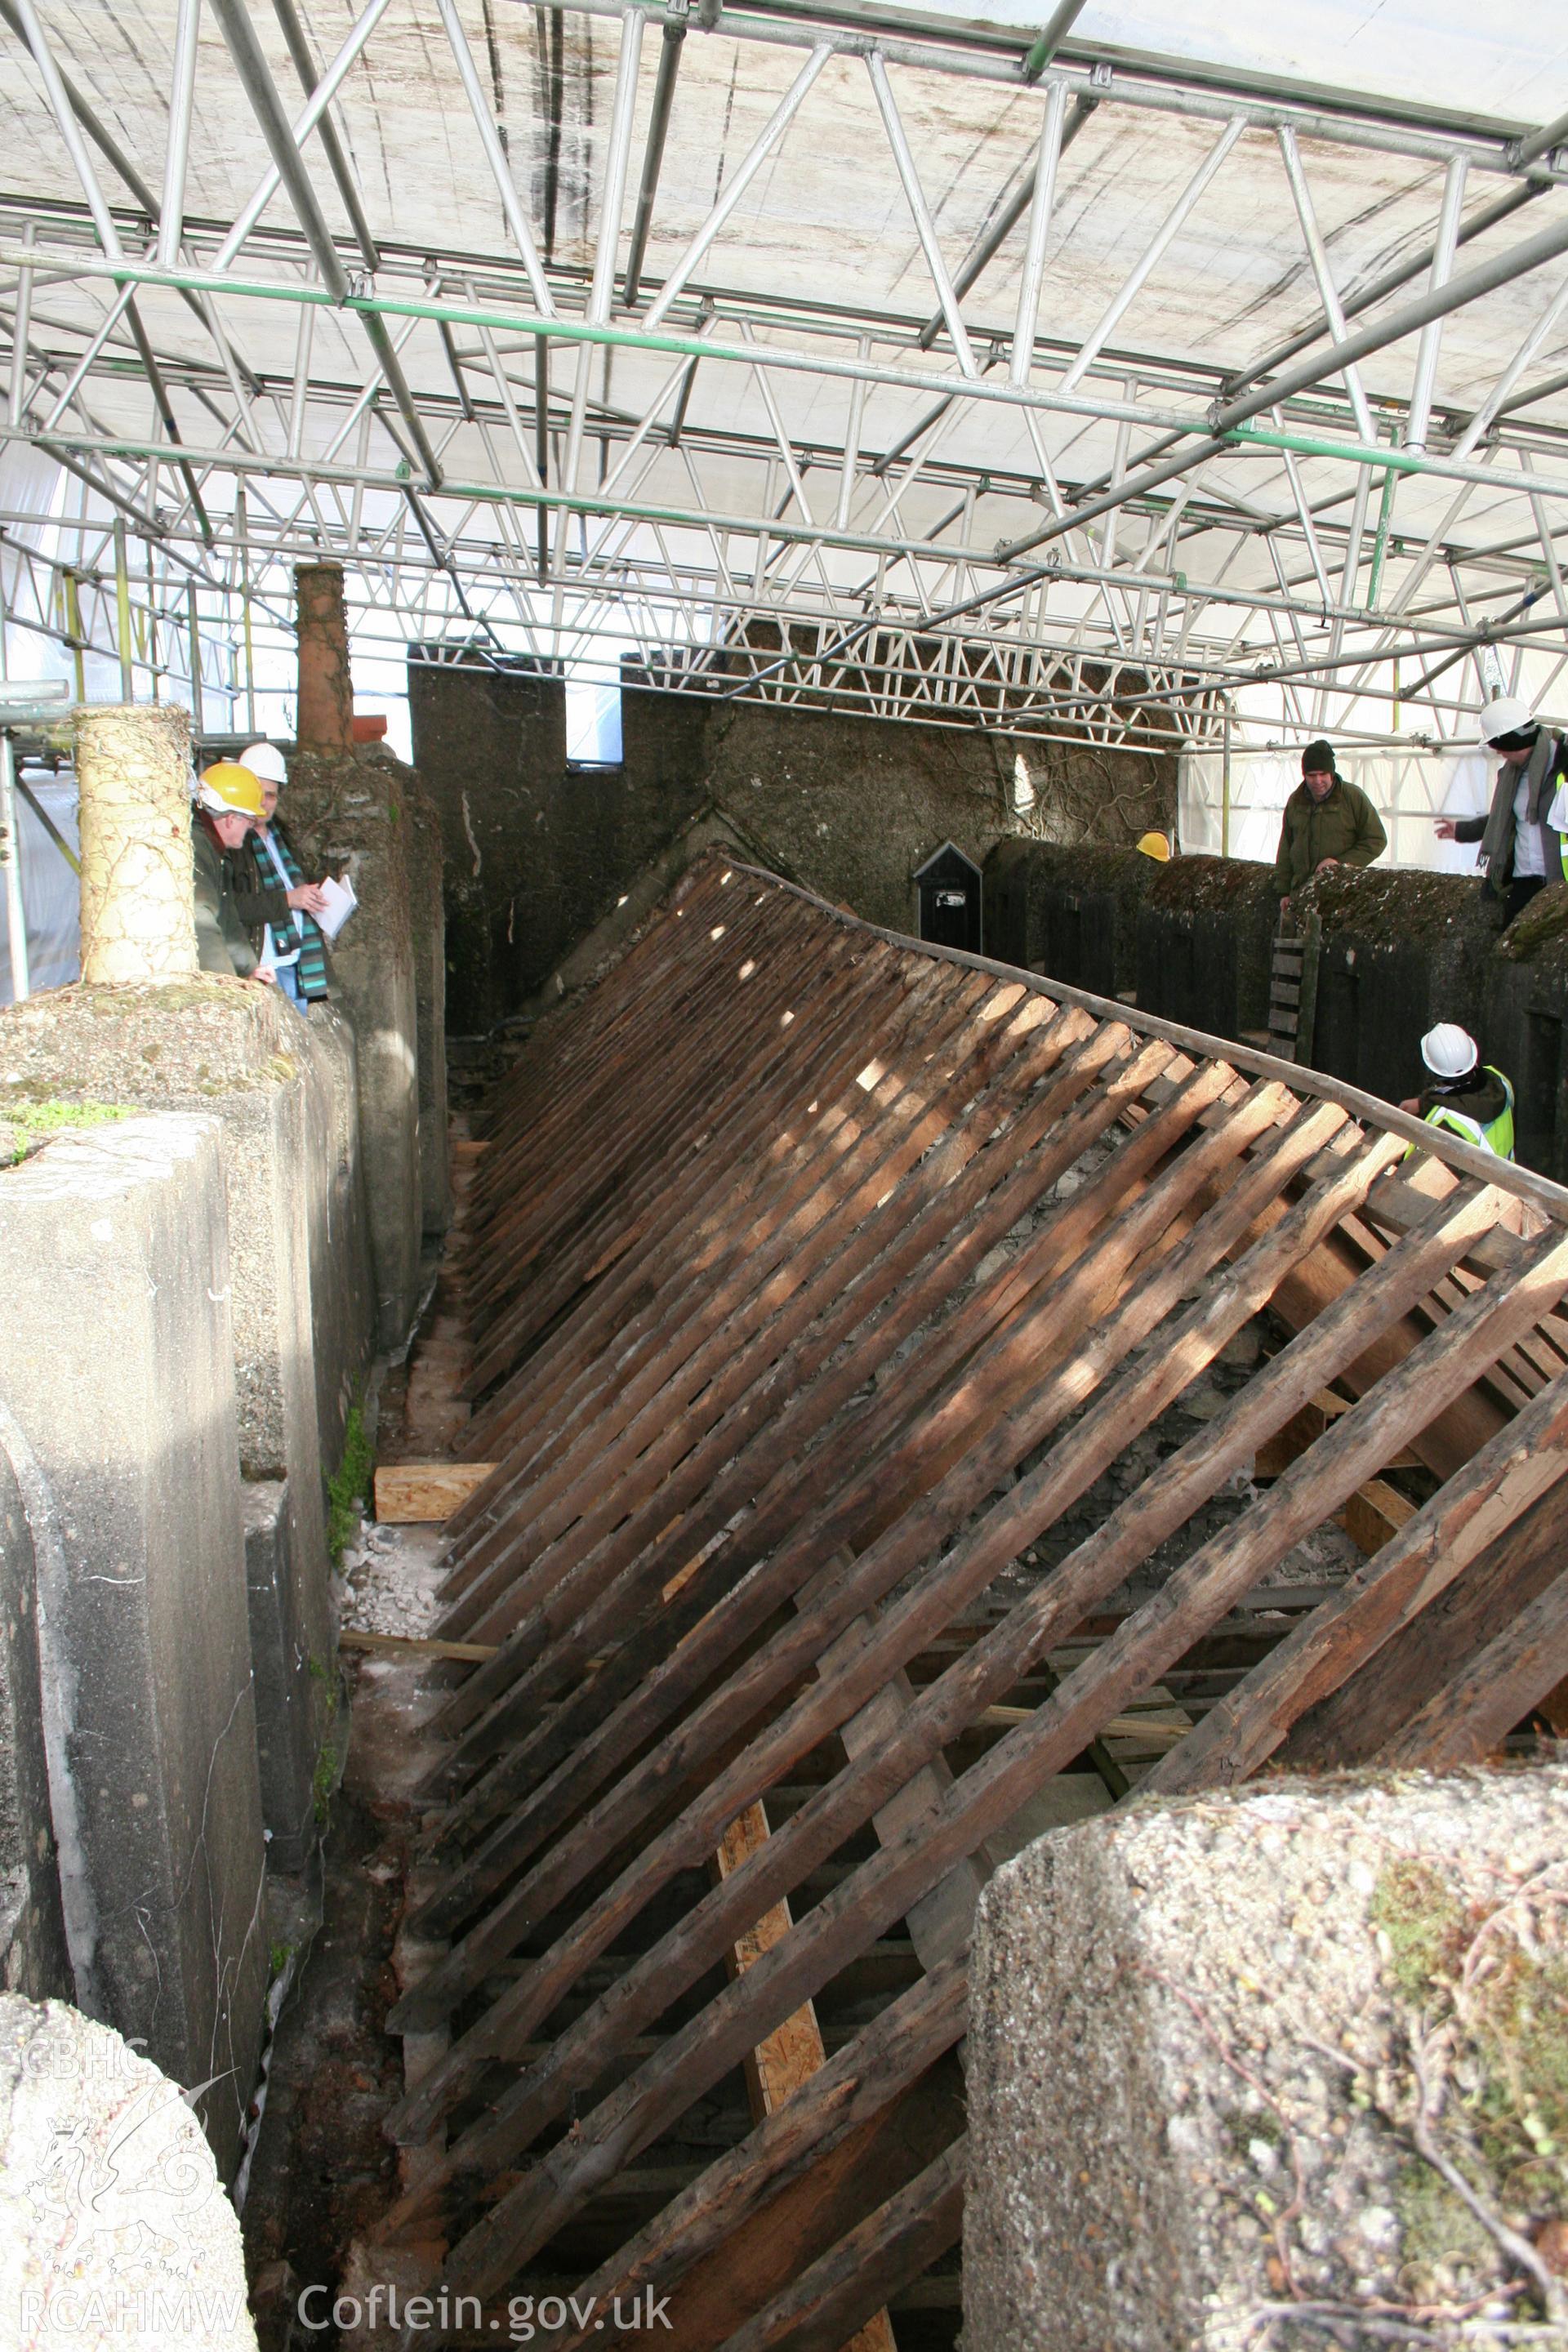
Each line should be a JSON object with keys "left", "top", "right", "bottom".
{"left": 255, "top": 820, "right": 329, "bottom": 1000}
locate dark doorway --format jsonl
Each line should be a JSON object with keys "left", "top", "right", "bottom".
{"left": 915, "top": 841, "right": 982, "bottom": 954}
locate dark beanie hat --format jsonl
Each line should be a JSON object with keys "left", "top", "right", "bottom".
{"left": 1302, "top": 738, "right": 1335, "bottom": 775}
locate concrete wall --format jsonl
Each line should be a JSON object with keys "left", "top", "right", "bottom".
{"left": 1489, "top": 910, "right": 1568, "bottom": 1178}
{"left": 0, "top": 1447, "right": 70, "bottom": 2000}
{"left": 406, "top": 782, "right": 452, "bottom": 1239}
{"left": 304, "top": 1002, "right": 376, "bottom": 1472}
{"left": 407, "top": 658, "right": 1178, "bottom": 1030}
{"left": 284, "top": 748, "right": 439, "bottom": 1344}
{"left": 0, "top": 1118, "right": 268, "bottom": 2176}
{"left": 984, "top": 840, "right": 1157, "bottom": 1002}
{"left": 0, "top": 786, "right": 440, "bottom": 2167}
{"left": 985, "top": 843, "right": 1568, "bottom": 1182}
{"left": 403, "top": 659, "right": 574, "bottom": 1033}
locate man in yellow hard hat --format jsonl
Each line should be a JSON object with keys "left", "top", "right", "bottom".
{"left": 193, "top": 762, "right": 272, "bottom": 981}
{"left": 1136, "top": 831, "right": 1171, "bottom": 862}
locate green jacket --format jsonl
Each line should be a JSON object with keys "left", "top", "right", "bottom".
{"left": 1269, "top": 775, "right": 1388, "bottom": 898}
{"left": 192, "top": 818, "right": 259, "bottom": 978}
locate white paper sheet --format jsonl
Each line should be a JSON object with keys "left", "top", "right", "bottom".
{"left": 317, "top": 874, "right": 358, "bottom": 942}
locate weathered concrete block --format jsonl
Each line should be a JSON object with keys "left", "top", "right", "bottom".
{"left": 0, "top": 982, "right": 339, "bottom": 1861}
{"left": 285, "top": 750, "right": 425, "bottom": 1345}
{"left": 0, "top": 1119, "right": 267, "bottom": 2172}
{"left": 0, "top": 1992, "right": 256, "bottom": 2346}
{"left": 967, "top": 1766, "right": 1568, "bottom": 2352}
{"left": 0, "top": 1443, "right": 70, "bottom": 2000}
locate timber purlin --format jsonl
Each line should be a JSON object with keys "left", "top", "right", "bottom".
{"left": 376, "top": 852, "right": 1568, "bottom": 2347}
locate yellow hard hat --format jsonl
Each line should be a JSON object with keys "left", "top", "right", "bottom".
{"left": 198, "top": 761, "right": 265, "bottom": 819}
{"left": 1136, "top": 830, "right": 1171, "bottom": 862}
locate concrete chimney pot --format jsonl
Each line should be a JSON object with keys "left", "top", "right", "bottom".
{"left": 295, "top": 561, "right": 354, "bottom": 755}
{"left": 74, "top": 702, "right": 198, "bottom": 985}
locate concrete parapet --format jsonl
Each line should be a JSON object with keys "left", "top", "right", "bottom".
{"left": 966, "top": 1766, "right": 1568, "bottom": 2352}
{"left": 0, "top": 1445, "right": 70, "bottom": 2000}
{"left": 1135, "top": 855, "right": 1280, "bottom": 1041}
{"left": 1295, "top": 862, "right": 1498, "bottom": 1111}
{"left": 979, "top": 841, "right": 1568, "bottom": 1178}
{"left": 984, "top": 839, "right": 1155, "bottom": 999}
{"left": 0, "top": 1992, "right": 257, "bottom": 2345}
{"left": 0, "top": 1118, "right": 267, "bottom": 2172}
{"left": 283, "top": 751, "right": 427, "bottom": 1345}
{"left": 0, "top": 980, "right": 342, "bottom": 1864}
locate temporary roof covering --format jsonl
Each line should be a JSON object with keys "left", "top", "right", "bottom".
{"left": 378, "top": 853, "right": 1568, "bottom": 2339}
{"left": 2, "top": 1, "right": 1567, "bottom": 752}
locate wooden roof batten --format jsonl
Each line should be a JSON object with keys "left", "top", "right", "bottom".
{"left": 377, "top": 851, "right": 1568, "bottom": 2349}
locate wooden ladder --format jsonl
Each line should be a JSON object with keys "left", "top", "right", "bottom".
{"left": 1267, "top": 925, "right": 1316, "bottom": 1064}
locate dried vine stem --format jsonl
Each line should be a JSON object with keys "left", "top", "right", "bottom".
{"left": 1406, "top": 2035, "right": 1567, "bottom": 2329}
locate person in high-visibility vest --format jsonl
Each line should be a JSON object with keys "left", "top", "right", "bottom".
{"left": 1399, "top": 1023, "right": 1516, "bottom": 1159}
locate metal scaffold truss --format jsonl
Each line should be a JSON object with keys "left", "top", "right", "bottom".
{"left": 1, "top": 0, "right": 1567, "bottom": 752}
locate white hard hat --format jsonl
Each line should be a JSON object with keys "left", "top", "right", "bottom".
{"left": 238, "top": 740, "right": 287, "bottom": 786}
{"left": 1479, "top": 696, "right": 1534, "bottom": 744}
{"left": 1421, "top": 1022, "right": 1479, "bottom": 1080}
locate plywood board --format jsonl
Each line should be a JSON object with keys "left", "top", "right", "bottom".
{"left": 374, "top": 1463, "right": 498, "bottom": 1523}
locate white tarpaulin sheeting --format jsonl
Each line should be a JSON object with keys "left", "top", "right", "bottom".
{"left": 1178, "top": 745, "right": 1498, "bottom": 875}
{"left": 0, "top": 770, "right": 79, "bottom": 1005}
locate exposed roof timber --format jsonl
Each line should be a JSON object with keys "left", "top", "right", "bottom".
{"left": 372, "top": 853, "right": 1568, "bottom": 2332}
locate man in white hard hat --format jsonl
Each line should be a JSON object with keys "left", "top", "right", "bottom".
{"left": 1398, "top": 1022, "right": 1515, "bottom": 1159}
{"left": 1434, "top": 697, "right": 1568, "bottom": 924}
